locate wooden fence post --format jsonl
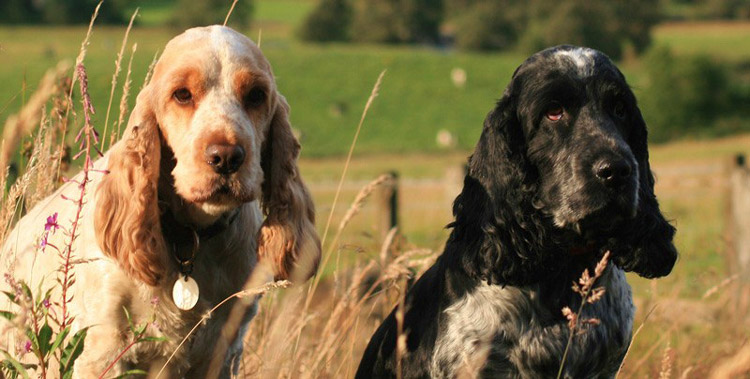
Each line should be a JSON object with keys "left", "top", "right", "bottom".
{"left": 730, "top": 153, "right": 750, "bottom": 285}
{"left": 375, "top": 171, "right": 399, "bottom": 242}
{"left": 444, "top": 163, "right": 468, "bottom": 205}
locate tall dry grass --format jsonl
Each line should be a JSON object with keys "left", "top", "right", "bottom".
{"left": 1, "top": 12, "right": 750, "bottom": 379}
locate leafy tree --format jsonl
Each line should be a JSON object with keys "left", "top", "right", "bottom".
{"left": 0, "top": 0, "right": 40, "bottom": 24}
{"left": 612, "top": 0, "right": 661, "bottom": 54}
{"left": 351, "top": 0, "right": 399, "bottom": 43}
{"left": 520, "top": 0, "right": 622, "bottom": 58}
{"left": 449, "top": 0, "right": 660, "bottom": 57}
{"left": 298, "top": 0, "right": 352, "bottom": 42}
{"left": 517, "top": 0, "right": 661, "bottom": 59}
{"left": 640, "top": 46, "right": 732, "bottom": 142}
{"left": 171, "top": 0, "right": 253, "bottom": 29}
{"left": 443, "top": 0, "right": 476, "bottom": 15}
{"left": 453, "top": 0, "right": 524, "bottom": 51}
{"left": 42, "top": 0, "right": 127, "bottom": 24}
{"left": 705, "top": 0, "right": 750, "bottom": 19}
{"left": 351, "top": 0, "right": 443, "bottom": 44}
{"left": 398, "top": 0, "right": 444, "bottom": 43}
{"left": 0, "top": 0, "right": 127, "bottom": 24}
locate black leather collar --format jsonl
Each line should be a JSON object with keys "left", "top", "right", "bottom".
{"left": 159, "top": 207, "right": 240, "bottom": 276}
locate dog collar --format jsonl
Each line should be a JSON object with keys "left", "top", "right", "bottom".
{"left": 159, "top": 208, "right": 240, "bottom": 310}
{"left": 160, "top": 208, "right": 239, "bottom": 266}
{"left": 193, "top": 209, "right": 240, "bottom": 240}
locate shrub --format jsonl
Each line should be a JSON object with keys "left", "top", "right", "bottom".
{"left": 0, "top": 0, "right": 40, "bottom": 24}
{"left": 640, "top": 46, "right": 733, "bottom": 142}
{"left": 611, "top": 0, "right": 661, "bottom": 55}
{"left": 519, "top": 0, "right": 659, "bottom": 60}
{"left": 351, "top": 0, "right": 398, "bottom": 43}
{"left": 398, "top": 0, "right": 444, "bottom": 43}
{"left": 171, "top": 0, "right": 253, "bottom": 29}
{"left": 448, "top": 0, "right": 660, "bottom": 56}
{"left": 0, "top": 0, "right": 126, "bottom": 24}
{"left": 704, "top": 0, "right": 750, "bottom": 19}
{"left": 297, "top": 0, "right": 352, "bottom": 42}
{"left": 453, "top": 0, "right": 524, "bottom": 51}
{"left": 351, "top": 0, "right": 443, "bottom": 44}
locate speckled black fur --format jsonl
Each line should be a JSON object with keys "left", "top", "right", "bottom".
{"left": 356, "top": 46, "right": 678, "bottom": 379}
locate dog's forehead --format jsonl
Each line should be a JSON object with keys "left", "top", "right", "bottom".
{"left": 552, "top": 47, "right": 598, "bottom": 77}
{"left": 151, "top": 25, "right": 273, "bottom": 88}
{"left": 163, "top": 25, "right": 264, "bottom": 65}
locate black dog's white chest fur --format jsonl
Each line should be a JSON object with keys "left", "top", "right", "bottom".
{"left": 431, "top": 267, "right": 633, "bottom": 378}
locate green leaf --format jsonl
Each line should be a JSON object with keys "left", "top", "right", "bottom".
{"left": 49, "top": 326, "right": 71, "bottom": 358}
{"left": 60, "top": 327, "right": 88, "bottom": 379}
{"left": 2, "top": 290, "right": 17, "bottom": 304}
{"left": 34, "top": 281, "right": 43, "bottom": 308}
{"left": 0, "top": 310, "right": 15, "bottom": 321}
{"left": 111, "top": 368, "right": 148, "bottom": 378}
{"left": 1, "top": 350, "right": 30, "bottom": 379}
{"left": 0, "top": 361, "right": 19, "bottom": 379}
{"left": 38, "top": 323, "right": 53, "bottom": 357}
{"left": 133, "top": 322, "right": 147, "bottom": 337}
{"left": 19, "top": 282, "right": 32, "bottom": 300}
{"left": 122, "top": 306, "right": 134, "bottom": 333}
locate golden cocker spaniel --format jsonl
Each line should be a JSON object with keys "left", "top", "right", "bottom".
{"left": 1, "top": 25, "right": 320, "bottom": 377}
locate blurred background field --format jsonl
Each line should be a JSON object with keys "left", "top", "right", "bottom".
{"left": 2, "top": 0, "right": 750, "bottom": 377}
{"left": 3, "top": 1, "right": 750, "bottom": 156}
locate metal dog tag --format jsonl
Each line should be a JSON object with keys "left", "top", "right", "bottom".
{"left": 172, "top": 275, "right": 200, "bottom": 310}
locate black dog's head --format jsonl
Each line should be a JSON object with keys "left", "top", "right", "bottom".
{"left": 449, "top": 45, "right": 677, "bottom": 285}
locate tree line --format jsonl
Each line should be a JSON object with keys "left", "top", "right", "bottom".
{"left": 302, "top": 0, "right": 661, "bottom": 59}
{"left": 0, "top": 0, "right": 252, "bottom": 29}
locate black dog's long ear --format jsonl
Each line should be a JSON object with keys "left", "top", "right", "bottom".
{"left": 447, "top": 88, "right": 550, "bottom": 285}
{"left": 610, "top": 106, "right": 678, "bottom": 278}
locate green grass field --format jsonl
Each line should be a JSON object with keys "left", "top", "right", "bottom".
{"left": 3, "top": 3, "right": 750, "bottom": 157}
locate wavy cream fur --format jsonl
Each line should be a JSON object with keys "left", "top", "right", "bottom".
{"left": 1, "top": 25, "right": 320, "bottom": 377}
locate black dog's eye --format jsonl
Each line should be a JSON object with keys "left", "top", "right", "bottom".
{"left": 173, "top": 88, "right": 192, "bottom": 104}
{"left": 244, "top": 87, "right": 266, "bottom": 108}
{"left": 546, "top": 104, "right": 564, "bottom": 122}
{"left": 613, "top": 101, "right": 627, "bottom": 119}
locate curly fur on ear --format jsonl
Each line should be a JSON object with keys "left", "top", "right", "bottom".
{"left": 258, "top": 95, "right": 321, "bottom": 282}
{"left": 606, "top": 107, "right": 677, "bottom": 278}
{"left": 448, "top": 77, "right": 676, "bottom": 284}
{"left": 94, "top": 88, "right": 167, "bottom": 286}
{"left": 446, "top": 92, "right": 557, "bottom": 286}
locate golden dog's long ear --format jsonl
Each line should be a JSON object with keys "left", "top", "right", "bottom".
{"left": 258, "top": 95, "right": 321, "bottom": 282}
{"left": 94, "top": 87, "right": 167, "bottom": 286}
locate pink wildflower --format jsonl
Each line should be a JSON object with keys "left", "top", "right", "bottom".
{"left": 44, "top": 212, "right": 59, "bottom": 233}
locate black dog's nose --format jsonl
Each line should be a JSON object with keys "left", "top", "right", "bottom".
{"left": 594, "top": 158, "right": 633, "bottom": 188}
{"left": 205, "top": 144, "right": 245, "bottom": 175}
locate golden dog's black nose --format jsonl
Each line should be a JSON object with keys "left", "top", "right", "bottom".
{"left": 205, "top": 144, "right": 245, "bottom": 175}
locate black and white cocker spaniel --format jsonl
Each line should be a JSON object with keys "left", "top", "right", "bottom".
{"left": 356, "top": 46, "right": 678, "bottom": 378}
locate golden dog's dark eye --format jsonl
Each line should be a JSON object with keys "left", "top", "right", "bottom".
{"left": 173, "top": 88, "right": 192, "bottom": 104}
{"left": 244, "top": 87, "right": 266, "bottom": 108}
{"left": 613, "top": 101, "right": 626, "bottom": 119}
{"left": 546, "top": 104, "right": 564, "bottom": 122}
